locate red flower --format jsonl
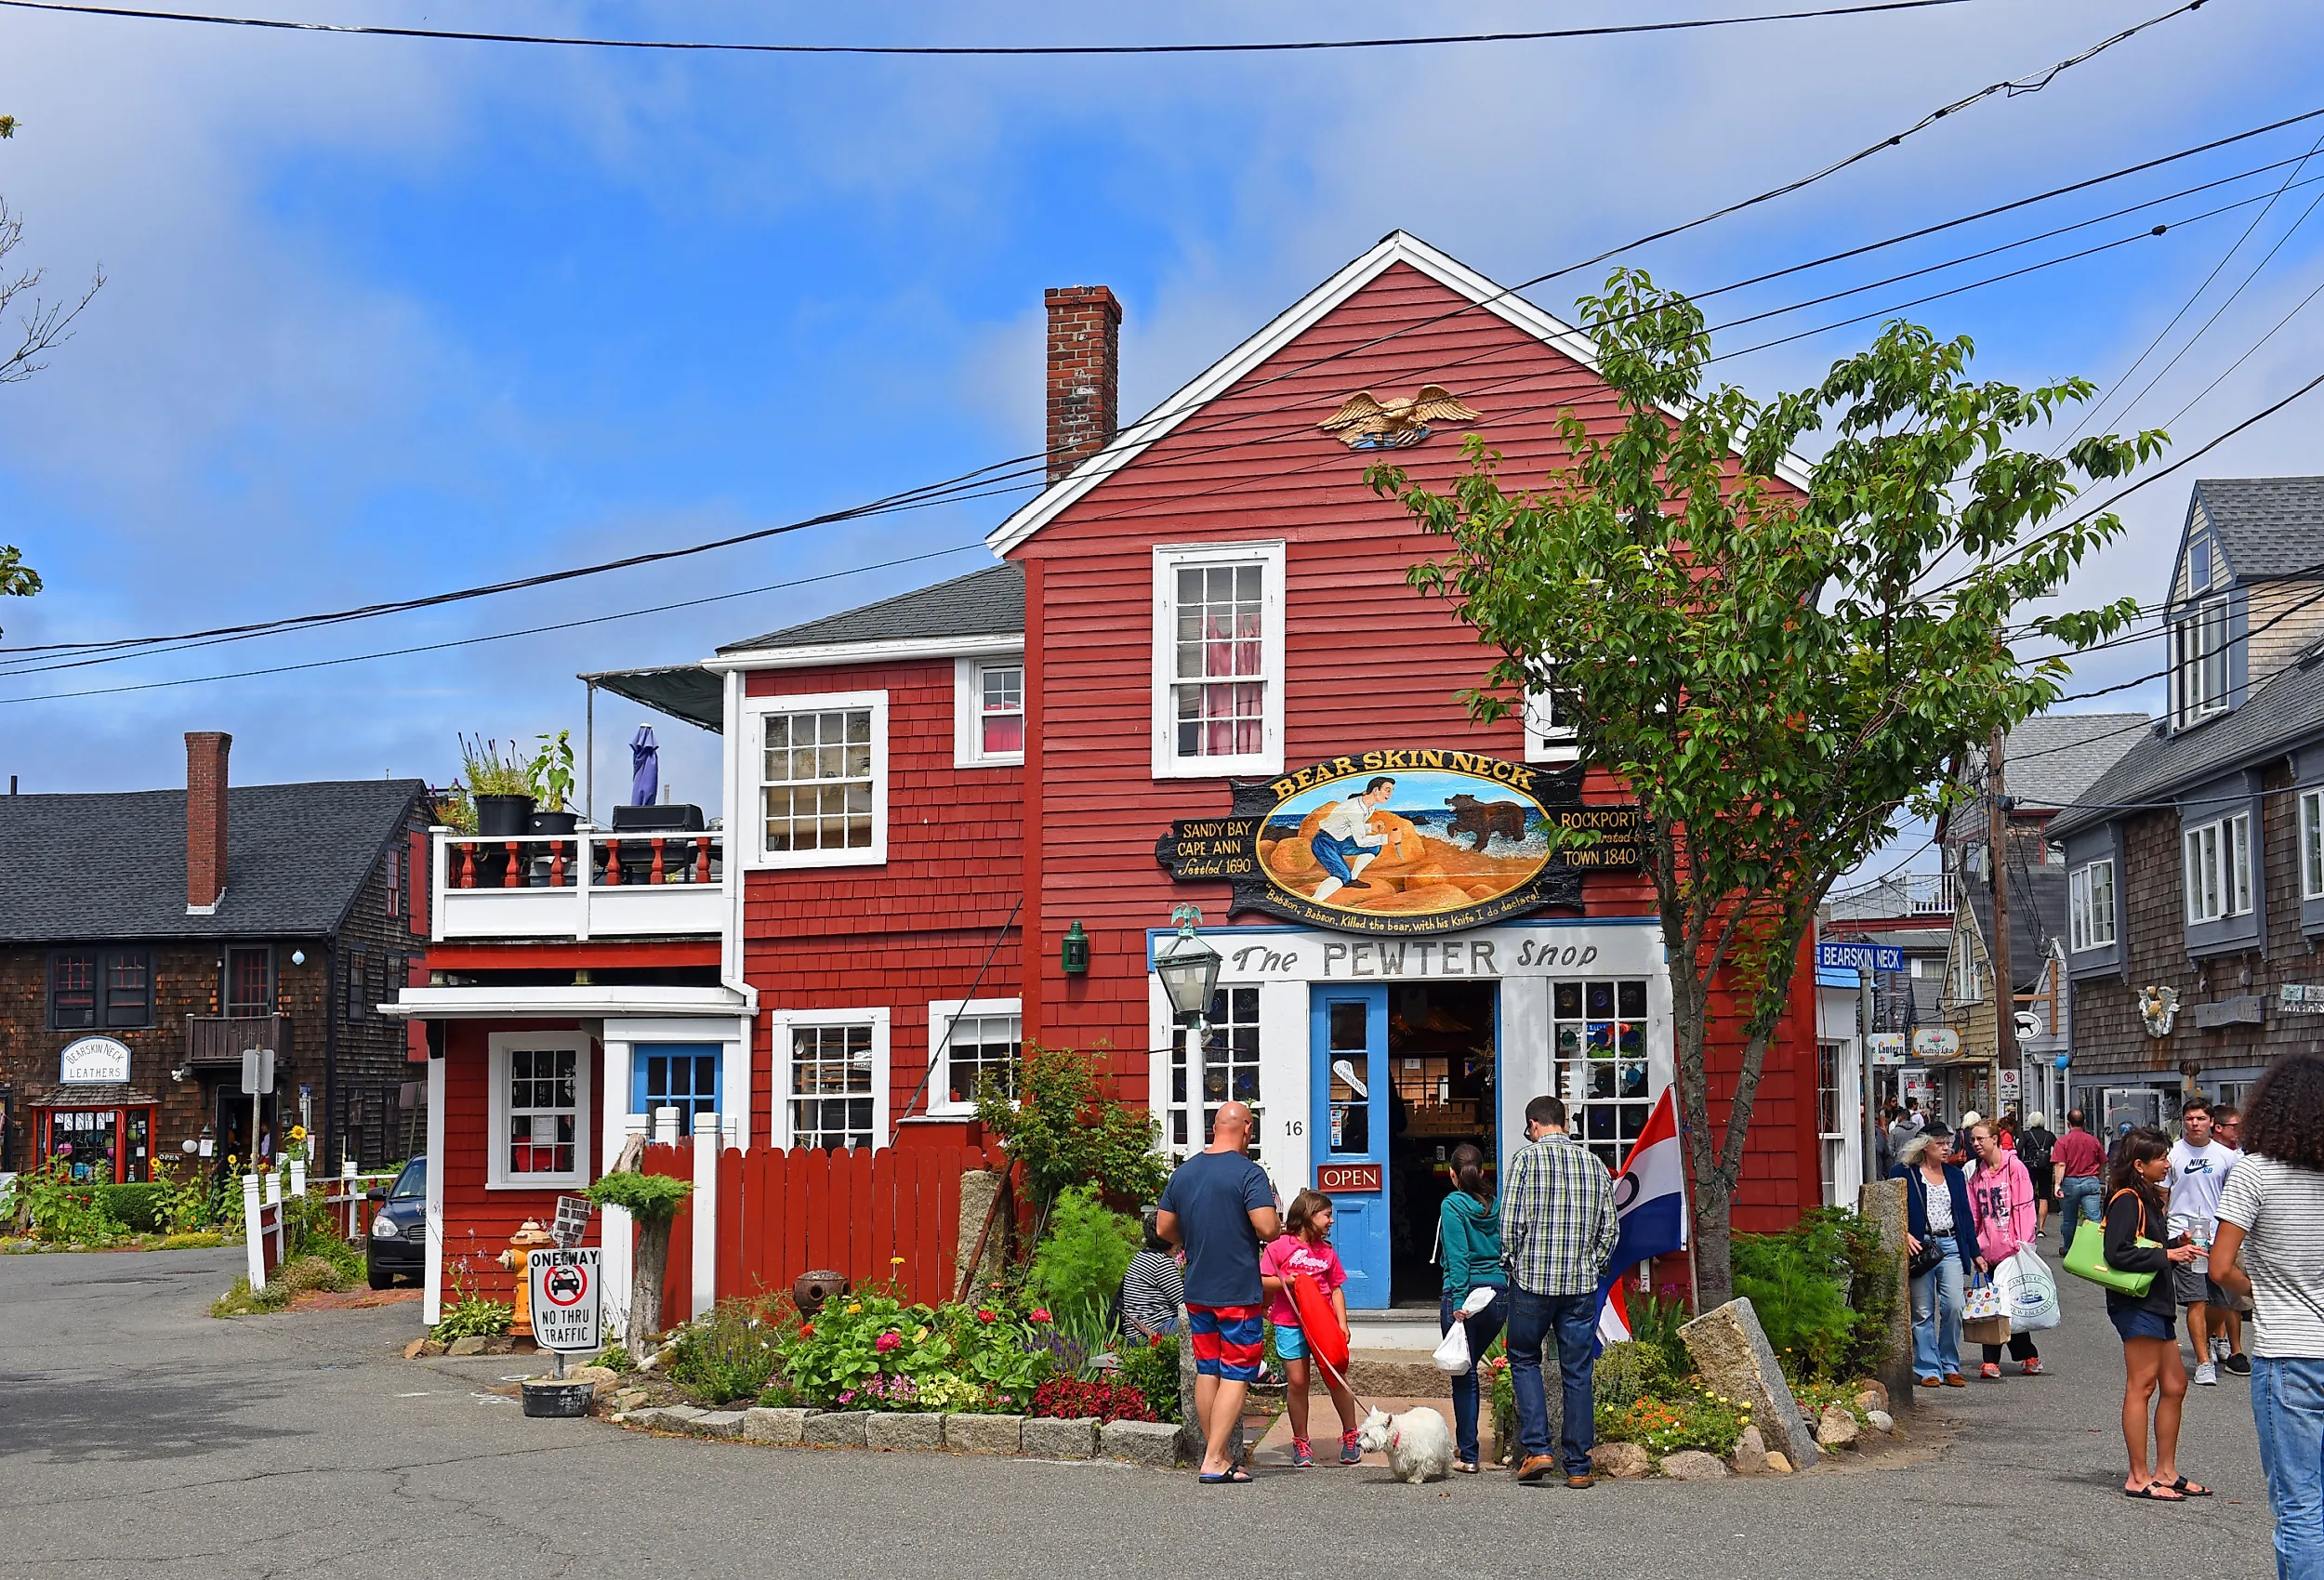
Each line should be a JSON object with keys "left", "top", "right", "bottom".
{"left": 1029, "top": 1309, "right": 1051, "bottom": 1324}
{"left": 875, "top": 1330, "right": 901, "bottom": 1353}
{"left": 976, "top": 1310, "right": 997, "bottom": 1323}
{"left": 798, "top": 1322, "right": 814, "bottom": 1337}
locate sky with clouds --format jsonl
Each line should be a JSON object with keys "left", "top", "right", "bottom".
{"left": 0, "top": 0, "right": 2319, "bottom": 867}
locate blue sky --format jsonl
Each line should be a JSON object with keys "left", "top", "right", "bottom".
{"left": 1, "top": 0, "right": 2320, "bottom": 851}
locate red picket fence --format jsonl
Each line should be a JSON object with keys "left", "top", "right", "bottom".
{"left": 634, "top": 1141, "right": 1008, "bottom": 1329}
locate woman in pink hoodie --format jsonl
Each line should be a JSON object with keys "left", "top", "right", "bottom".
{"left": 1969, "top": 1119, "right": 2043, "bottom": 1379}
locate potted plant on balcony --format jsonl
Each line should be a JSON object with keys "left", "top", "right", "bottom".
{"left": 460, "top": 735, "right": 535, "bottom": 837}
{"left": 525, "top": 731, "right": 579, "bottom": 836}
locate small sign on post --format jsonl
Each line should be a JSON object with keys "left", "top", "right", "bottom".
{"left": 551, "top": 1195, "right": 592, "bottom": 1249}
{"left": 1817, "top": 941, "right": 1904, "bottom": 974}
{"left": 528, "top": 1246, "right": 602, "bottom": 1362}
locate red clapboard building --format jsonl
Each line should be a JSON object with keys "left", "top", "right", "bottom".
{"left": 397, "top": 232, "right": 1826, "bottom": 1326}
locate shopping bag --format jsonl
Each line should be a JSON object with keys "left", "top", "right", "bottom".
{"left": 1962, "top": 1313, "right": 2012, "bottom": 1347}
{"left": 1961, "top": 1277, "right": 2005, "bottom": 1323}
{"left": 2060, "top": 1203, "right": 2159, "bottom": 1297}
{"left": 1999, "top": 1247, "right": 2060, "bottom": 1332}
{"left": 1433, "top": 1319, "right": 1472, "bottom": 1376}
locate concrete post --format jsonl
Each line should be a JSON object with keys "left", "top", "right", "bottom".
{"left": 953, "top": 1169, "right": 1013, "bottom": 1300}
{"left": 1856, "top": 1177, "right": 1918, "bottom": 1406}
{"left": 692, "top": 1113, "right": 720, "bottom": 1319}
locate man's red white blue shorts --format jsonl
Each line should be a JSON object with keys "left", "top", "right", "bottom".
{"left": 1186, "top": 1303, "right": 1266, "bottom": 1382}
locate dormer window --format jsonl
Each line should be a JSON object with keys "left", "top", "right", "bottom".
{"left": 2188, "top": 533, "right": 2214, "bottom": 593}
{"left": 2170, "top": 599, "right": 2230, "bottom": 728}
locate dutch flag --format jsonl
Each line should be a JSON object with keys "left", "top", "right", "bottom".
{"left": 1596, "top": 1086, "right": 1688, "bottom": 1347}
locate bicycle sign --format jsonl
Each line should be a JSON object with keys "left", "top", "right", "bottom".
{"left": 527, "top": 1246, "right": 601, "bottom": 1353}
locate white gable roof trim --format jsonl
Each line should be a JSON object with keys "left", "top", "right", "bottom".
{"left": 986, "top": 230, "right": 1813, "bottom": 556}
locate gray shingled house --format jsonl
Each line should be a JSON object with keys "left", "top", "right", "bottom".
{"left": 0, "top": 732, "right": 430, "bottom": 1181}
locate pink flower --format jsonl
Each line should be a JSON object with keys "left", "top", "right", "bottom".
{"left": 1029, "top": 1309, "right": 1051, "bottom": 1324}
{"left": 875, "top": 1331, "right": 901, "bottom": 1353}
{"left": 976, "top": 1310, "right": 997, "bottom": 1324}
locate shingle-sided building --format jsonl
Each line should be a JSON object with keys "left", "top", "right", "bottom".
{"left": 0, "top": 732, "right": 430, "bottom": 1180}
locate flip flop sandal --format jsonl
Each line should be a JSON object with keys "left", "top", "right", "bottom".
{"left": 2123, "top": 1482, "right": 2185, "bottom": 1501}
{"left": 1198, "top": 1468, "right": 1255, "bottom": 1484}
{"left": 2167, "top": 1478, "right": 2213, "bottom": 1497}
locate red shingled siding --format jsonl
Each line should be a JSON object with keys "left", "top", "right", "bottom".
{"left": 438, "top": 1020, "right": 602, "bottom": 1305}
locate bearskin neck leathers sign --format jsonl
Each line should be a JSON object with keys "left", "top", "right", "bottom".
{"left": 1154, "top": 750, "right": 1644, "bottom": 937}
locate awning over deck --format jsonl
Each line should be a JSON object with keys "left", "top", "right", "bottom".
{"left": 580, "top": 665, "right": 722, "bottom": 733}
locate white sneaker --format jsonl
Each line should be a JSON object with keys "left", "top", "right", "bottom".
{"left": 2212, "top": 1335, "right": 2229, "bottom": 1363}
{"left": 2195, "top": 1362, "right": 2218, "bottom": 1387}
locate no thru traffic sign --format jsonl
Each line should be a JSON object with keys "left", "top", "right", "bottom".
{"left": 527, "top": 1246, "right": 601, "bottom": 1354}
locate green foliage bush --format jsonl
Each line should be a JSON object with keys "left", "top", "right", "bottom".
{"left": 278, "top": 1254, "right": 354, "bottom": 1295}
{"left": 1592, "top": 1340, "right": 1677, "bottom": 1414}
{"left": 11, "top": 1164, "right": 121, "bottom": 1245}
{"left": 975, "top": 1044, "right": 1170, "bottom": 1208}
{"left": 587, "top": 1169, "right": 693, "bottom": 1226}
{"left": 210, "top": 1275, "right": 293, "bottom": 1317}
{"left": 94, "top": 1182, "right": 168, "bottom": 1234}
{"left": 432, "top": 1297, "right": 515, "bottom": 1342}
{"left": 1113, "top": 1333, "right": 1181, "bottom": 1424}
{"left": 1026, "top": 1186, "right": 1141, "bottom": 1317}
{"left": 1732, "top": 1207, "right": 1896, "bottom": 1383}
{"left": 667, "top": 1299, "right": 788, "bottom": 1406}
{"left": 777, "top": 1289, "right": 1056, "bottom": 1413}
{"left": 1596, "top": 1389, "right": 1752, "bottom": 1458}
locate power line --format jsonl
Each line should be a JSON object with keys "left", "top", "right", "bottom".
{"left": 0, "top": 0, "right": 1990, "bottom": 56}
{"left": 0, "top": 1, "right": 2230, "bottom": 667}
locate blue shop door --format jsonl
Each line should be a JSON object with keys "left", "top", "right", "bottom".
{"left": 1311, "top": 985, "right": 1390, "bottom": 1310}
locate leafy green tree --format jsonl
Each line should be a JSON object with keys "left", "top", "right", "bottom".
{"left": 976, "top": 1044, "right": 1171, "bottom": 1212}
{"left": 1370, "top": 269, "right": 2159, "bottom": 1307}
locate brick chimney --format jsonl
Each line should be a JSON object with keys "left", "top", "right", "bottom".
{"left": 1045, "top": 284, "right": 1121, "bottom": 483}
{"left": 186, "top": 731, "right": 231, "bottom": 915}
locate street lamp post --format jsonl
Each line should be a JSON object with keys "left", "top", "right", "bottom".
{"left": 1150, "top": 902, "right": 1223, "bottom": 1468}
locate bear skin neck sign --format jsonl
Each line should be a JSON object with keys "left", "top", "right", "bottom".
{"left": 1155, "top": 750, "right": 1643, "bottom": 937}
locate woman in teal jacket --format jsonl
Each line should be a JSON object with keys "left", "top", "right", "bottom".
{"left": 1439, "top": 1142, "right": 1508, "bottom": 1472}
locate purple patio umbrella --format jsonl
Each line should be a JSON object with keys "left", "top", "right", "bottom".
{"left": 629, "top": 725, "right": 659, "bottom": 807}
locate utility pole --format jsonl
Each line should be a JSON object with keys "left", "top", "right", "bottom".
{"left": 1987, "top": 726, "right": 2016, "bottom": 1119}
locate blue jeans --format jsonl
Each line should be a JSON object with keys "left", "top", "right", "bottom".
{"left": 2058, "top": 1177, "right": 2104, "bottom": 1257}
{"left": 1506, "top": 1288, "right": 1597, "bottom": 1477}
{"left": 2251, "top": 1356, "right": 2324, "bottom": 1580}
{"left": 1439, "top": 1286, "right": 1507, "bottom": 1466}
{"left": 1909, "top": 1235, "right": 1965, "bottom": 1381}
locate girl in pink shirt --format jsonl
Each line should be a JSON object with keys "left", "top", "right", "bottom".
{"left": 1261, "top": 1190, "right": 1360, "bottom": 1467}
{"left": 1968, "top": 1119, "right": 2043, "bottom": 1379}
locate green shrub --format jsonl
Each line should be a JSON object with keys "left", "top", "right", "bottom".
{"left": 586, "top": 1168, "right": 693, "bottom": 1225}
{"left": 1597, "top": 1389, "right": 1751, "bottom": 1458}
{"left": 278, "top": 1254, "right": 354, "bottom": 1295}
{"left": 974, "top": 1044, "right": 1170, "bottom": 1208}
{"left": 1732, "top": 1207, "right": 1895, "bottom": 1382}
{"left": 1592, "top": 1340, "right": 1675, "bottom": 1413}
{"left": 1624, "top": 1292, "right": 1696, "bottom": 1384}
{"left": 1026, "top": 1186, "right": 1141, "bottom": 1317}
{"left": 210, "top": 1275, "right": 293, "bottom": 1317}
{"left": 1113, "top": 1332, "right": 1181, "bottom": 1423}
{"left": 667, "top": 1300, "right": 788, "bottom": 1406}
{"left": 595, "top": 1343, "right": 637, "bottom": 1374}
{"left": 93, "top": 1182, "right": 168, "bottom": 1234}
{"left": 11, "top": 1164, "right": 122, "bottom": 1244}
{"left": 431, "top": 1297, "right": 514, "bottom": 1342}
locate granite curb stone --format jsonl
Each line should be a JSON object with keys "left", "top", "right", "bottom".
{"left": 744, "top": 1407, "right": 810, "bottom": 1444}
{"left": 1019, "top": 1415, "right": 1098, "bottom": 1459}
{"left": 867, "top": 1412, "right": 946, "bottom": 1451}
{"left": 802, "top": 1410, "right": 872, "bottom": 1447}
{"left": 1099, "top": 1419, "right": 1182, "bottom": 1467}
{"left": 942, "top": 1413, "right": 1024, "bottom": 1454}
{"left": 693, "top": 1411, "right": 747, "bottom": 1439}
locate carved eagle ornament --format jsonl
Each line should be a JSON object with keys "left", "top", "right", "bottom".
{"left": 1317, "top": 384, "right": 1480, "bottom": 448}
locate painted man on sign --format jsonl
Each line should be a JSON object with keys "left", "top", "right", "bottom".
{"left": 1308, "top": 776, "right": 1396, "bottom": 903}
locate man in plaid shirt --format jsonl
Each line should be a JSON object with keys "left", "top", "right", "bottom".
{"left": 1500, "top": 1093, "right": 1619, "bottom": 1487}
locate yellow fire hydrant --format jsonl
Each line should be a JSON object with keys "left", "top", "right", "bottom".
{"left": 496, "top": 1220, "right": 557, "bottom": 1338}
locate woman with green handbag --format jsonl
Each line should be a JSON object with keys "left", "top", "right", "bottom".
{"left": 2104, "top": 1129, "right": 2206, "bottom": 1502}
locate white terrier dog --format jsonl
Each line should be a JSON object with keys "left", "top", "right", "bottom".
{"left": 1355, "top": 1405, "right": 1455, "bottom": 1485}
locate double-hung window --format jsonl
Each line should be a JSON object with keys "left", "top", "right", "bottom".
{"left": 783, "top": 1010, "right": 888, "bottom": 1151}
{"left": 49, "top": 949, "right": 152, "bottom": 1031}
{"left": 1153, "top": 542, "right": 1285, "bottom": 777}
{"left": 2302, "top": 789, "right": 2324, "bottom": 902}
{"left": 489, "top": 1032, "right": 589, "bottom": 1187}
{"left": 930, "top": 999, "right": 1022, "bottom": 1113}
{"left": 746, "top": 691, "right": 887, "bottom": 866}
{"left": 954, "top": 658, "right": 1026, "bottom": 766}
{"left": 2171, "top": 599, "right": 2231, "bottom": 727}
{"left": 2068, "top": 859, "right": 2117, "bottom": 952}
{"left": 2184, "top": 812, "right": 2252, "bottom": 924}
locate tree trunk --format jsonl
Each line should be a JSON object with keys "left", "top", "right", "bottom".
{"left": 626, "top": 1214, "right": 673, "bottom": 1357}
{"left": 1694, "top": 1172, "right": 1736, "bottom": 1311}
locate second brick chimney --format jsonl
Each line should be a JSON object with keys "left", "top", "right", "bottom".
{"left": 186, "top": 730, "right": 231, "bottom": 915}
{"left": 1045, "top": 284, "right": 1121, "bottom": 483}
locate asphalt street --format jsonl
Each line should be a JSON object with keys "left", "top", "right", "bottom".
{"left": 0, "top": 1245, "right": 2278, "bottom": 1579}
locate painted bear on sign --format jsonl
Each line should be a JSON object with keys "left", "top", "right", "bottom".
{"left": 1445, "top": 794, "right": 1528, "bottom": 851}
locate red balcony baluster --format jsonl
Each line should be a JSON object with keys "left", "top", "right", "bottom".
{"left": 694, "top": 836, "right": 712, "bottom": 885}
{"left": 503, "top": 841, "right": 522, "bottom": 888}
{"left": 650, "top": 837, "right": 667, "bottom": 886}
{"left": 548, "top": 839, "right": 566, "bottom": 888}
{"left": 601, "top": 837, "right": 621, "bottom": 886}
{"left": 459, "top": 842, "right": 476, "bottom": 889}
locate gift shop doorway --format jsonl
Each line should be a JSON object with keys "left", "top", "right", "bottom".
{"left": 1309, "top": 981, "right": 1499, "bottom": 1310}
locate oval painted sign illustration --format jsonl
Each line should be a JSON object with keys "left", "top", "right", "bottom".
{"left": 1261, "top": 762, "right": 1552, "bottom": 924}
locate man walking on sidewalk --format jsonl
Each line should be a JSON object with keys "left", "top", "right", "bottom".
{"left": 2053, "top": 1109, "right": 2107, "bottom": 1256}
{"left": 2168, "top": 1098, "right": 2241, "bottom": 1388}
{"left": 1500, "top": 1093, "right": 1618, "bottom": 1490}
{"left": 1155, "top": 1100, "right": 1280, "bottom": 1483}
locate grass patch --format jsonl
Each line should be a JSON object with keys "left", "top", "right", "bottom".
{"left": 210, "top": 1276, "right": 294, "bottom": 1317}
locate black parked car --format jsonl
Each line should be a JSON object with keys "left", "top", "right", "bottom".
{"left": 365, "top": 1156, "right": 426, "bottom": 1290}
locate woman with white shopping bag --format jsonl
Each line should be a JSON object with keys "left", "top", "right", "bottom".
{"left": 1968, "top": 1120, "right": 2045, "bottom": 1379}
{"left": 1437, "top": 1143, "right": 1508, "bottom": 1473}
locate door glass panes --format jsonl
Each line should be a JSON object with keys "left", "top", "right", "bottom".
{"left": 762, "top": 709, "right": 876, "bottom": 852}
{"left": 637, "top": 1048, "right": 721, "bottom": 1135}
{"left": 228, "top": 947, "right": 271, "bottom": 1017}
{"left": 1552, "top": 978, "right": 1655, "bottom": 1171}
{"left": 124, "top": 1109, "right": 151, "bottom": 1183}
{"left": 1325, "top": 999, "right": 1372, "bottom": 1156}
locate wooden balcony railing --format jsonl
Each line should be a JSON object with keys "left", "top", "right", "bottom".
{"left": 188, "top": 1013, "right": 293, "bottom": 1069}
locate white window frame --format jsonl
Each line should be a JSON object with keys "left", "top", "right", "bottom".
{"left": 2183, "top": 811, "right": 2252, "bottom": 925}
{"left": 925, "top": 997, "right": 1023, "bottom": 1117}
{"left": 1948, "top": 938, "right": 1983, "bottom": 1007}
{"left": 740, "top": 689, "right": 888, "bottom": 869}
{"left": 1522, "top": 665, "right": 1580, "bottom": 765}
{"left": 772, "top": 1007, "right": 890, "bottom": 1150}
{"left": 2303, "top": 789, "right": 2324, "bottom": 902}
{"left": 2068, "top": 858, "right": 2117, "bottom": 953}
{"left": 953, "top": 655, "right": 1026, "bottom": 768}
{"left": 487, "top": 1030, "right": 592, "bottom": 1190}
{"left": 2171, "top": 597, "right": 2231, "bottom": 728}
{"left": 1151, "top": 540, "right": 1286, "bottom": 779}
